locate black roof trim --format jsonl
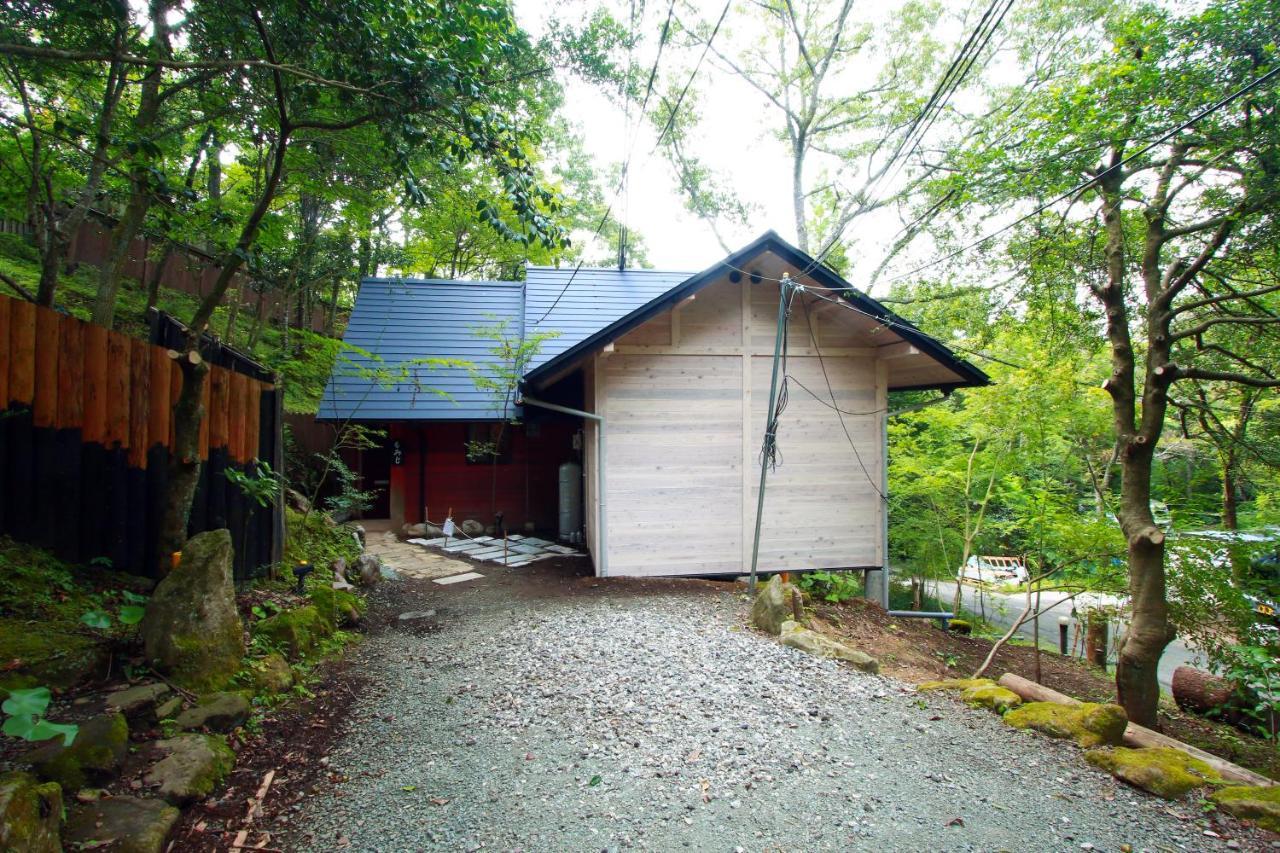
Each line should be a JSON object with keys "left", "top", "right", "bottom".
{"left": 522, "top": 231, "right": 990, "bottom": 391}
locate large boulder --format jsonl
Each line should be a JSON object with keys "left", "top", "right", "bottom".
{"left": 1004, "top": 701, "right": 1128, "bottom": 748}
{"left": 750, "top": 575, "right": 805, "bottom": 636}
{"left": 1084, "top": 747, "right": 1221, "bottom": 800}
{"left": 778, "top": 620, "right": 879, "bottom": 674}
{"left": 64, "top": 796, "right": 179, "bottom": 853}
{"left": 1210, "top": 784, "right": 1280, "bottom": 832}
{"left": 460, "top": 519, "right": 485, "bottom": 537}
{"left": 254, "top": 606, "right": 330, "bottom": 660}
{"left": 140, "top": 530, "right": 244, "bottom": 691}
{"left": 174, "top": 692, "right": 251, "bottom": 733}
{"left": 143, "top": 734, "right": 235, "bottom": 805}
{"left": 0, "top": 771, "right": 62, "bottom": 852}
{"left": 25, "top": 712, "right": 128, "bottom": 791}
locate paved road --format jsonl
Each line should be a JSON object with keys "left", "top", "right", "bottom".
{"left": 931, "top": 580, "right": 1201, "bottom": 691}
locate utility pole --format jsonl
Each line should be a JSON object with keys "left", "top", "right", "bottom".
{"left": 748, "top": 274, "right": 795, "bottom": 591}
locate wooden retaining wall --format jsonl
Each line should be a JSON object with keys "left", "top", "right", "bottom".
{"left": 0, "top": 292, "right": 281, "bottom": 579}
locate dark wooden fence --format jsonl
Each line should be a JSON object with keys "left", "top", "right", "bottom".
{"left": 0, "top": 293, "right": 281, "bottom": 579}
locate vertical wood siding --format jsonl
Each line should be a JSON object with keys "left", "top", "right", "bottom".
{"left": 595, "top": 275, "right": 886, "bottom": 577}
{"left": 0, "top": 292, "right": 280, "bottom": 578}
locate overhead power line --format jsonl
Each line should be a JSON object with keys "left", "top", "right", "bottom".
{"left": 532, "top": 0, "right": 701, "bottom": 327}
{"left": 883, "top": 62, "right": 1280, "bottom": 284}
{"left": 808, "top": 0, "right": 1015, "bottom": 273}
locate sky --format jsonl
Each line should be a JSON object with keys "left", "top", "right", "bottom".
{"left": 513, "top": 0, "right": 973, "bottom": 290}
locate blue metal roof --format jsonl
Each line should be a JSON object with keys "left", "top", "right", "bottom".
{"left": 317, "top": 278, "right": 524, "bottom": 421}
{"left": 318, "top": 233, "right": 988, "bottom": 422}
{"left": 523, "top": 266, "right": 694, "bottom": 370}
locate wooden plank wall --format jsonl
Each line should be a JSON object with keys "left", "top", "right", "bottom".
{"left": 0, "top": 292, "right": 279, "bottom": 579}
{"left": 597, "top": 275, "right": 885, "bottom": 577}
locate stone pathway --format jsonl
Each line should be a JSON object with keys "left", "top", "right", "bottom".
{"left": 362, "top": 530, "right": 476, "bottom": 581}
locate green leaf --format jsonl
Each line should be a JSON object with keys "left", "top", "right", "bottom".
{"left": 118, "top": 606, "right": 146, "bottom": 626}
{"left": 121, "top": 590, "right": 148, "bottom": 605}
{"left": 80, "top": 611, "right": 112, "bottom": 630}
{"left": 28, "top": 719, "right": 77, "bottom": 746}
{"left": 1, "top": 687, "right": 50, "bottom": 717}
{"left": 588, "top": 775, "right": 602, "bottom": 787}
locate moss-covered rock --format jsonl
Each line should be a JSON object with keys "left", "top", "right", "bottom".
{"left": 962, "top": 683, "right": 1022, "bottom": 713}
{"left": 1210, "top": 784, "right": 1280, "bottom": 832}
{"left": 25, "top": 711, "right": 128, "bottom": 791}
{"left": 1085, "top": 747, "right": 1221, "bottom": 799}
{"left": 778, "top": 620, "right": 879, "bottom": 673}
{"left": 250, "top": 652, "right": 294, "bottom": 695}
{"left": 1004, "top": 701, "right": 1127, "bottom": 748}
{"left": 254, "top": 605, "right": 330, "bottom": 660}
{"left": 0, "top": 618, "right": 110, "bottom": 690}
{"left": 174, "top": 692, "right": 251, "bottom": 733}
{"left": 947, "top": 618, "right": 972, "bottom": 635}
{"left": 308, "top": 584, "right": 364, "bottom": 629}
{"left": 141, "top": 530, "right": 244, "bottom": 692}
{"left": 918, "top": 678, "right": 996, "bottom": 692}
{"left": 0, "top": 771, "right": 62, "bottom": 852}
{"left": 143, "top": 734, "right": 235, "bottom": 805}
{"left": 64, "top": 796, "right": 179, "bottom": 853}
{"left": 105, "top": 683, "right": 172, "bottom": 724}
{"left": 751, "top": 575, "right": 805, "bottom": 636}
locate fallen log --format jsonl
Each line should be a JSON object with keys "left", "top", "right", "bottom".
{"left": 1171, "top": 665, "right": 1236, "bottom": 716}
{"left": 997, "top": 672, "right": 1276, "bottom": 788}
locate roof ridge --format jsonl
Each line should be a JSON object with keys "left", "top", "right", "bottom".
{"left": 361, "top": 277, "right": 523, "bottom": 287}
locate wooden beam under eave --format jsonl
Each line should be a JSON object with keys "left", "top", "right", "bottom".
{"left": 874, "top": 341, "right": 920, "bottom": 360}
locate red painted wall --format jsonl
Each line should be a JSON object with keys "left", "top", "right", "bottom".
{"left": 387, "top": 420, "right": 580, "bottom": 533}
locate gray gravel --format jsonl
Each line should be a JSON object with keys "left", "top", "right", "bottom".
{"left": 284, "top": 579, "right": 1274, "bottom": 852}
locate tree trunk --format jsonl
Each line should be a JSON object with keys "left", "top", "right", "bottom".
{"left": 145, "top": 242, "right": 175, "bottom": 314}
{"left": 1222, "top": 460, "right": 1238, "bottom": 530}
{"left": 157, "top": 353, "right": 208, "bottom": 565}
{"left": 90, "top": 0, "right": 171, "bottom": 328}
{"left": 157, "top": 124, "right": 289, "bottom": 556}
{"left": 1115, "top": 454, "right": 1174, "bottom": 728}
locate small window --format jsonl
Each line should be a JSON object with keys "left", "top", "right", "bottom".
{"left": 465, "top": 422, "right": 512, "bottom": 464}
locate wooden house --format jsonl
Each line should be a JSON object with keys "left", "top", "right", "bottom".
{"left": 319, "top": 232, "right": 988, "bottom": 596}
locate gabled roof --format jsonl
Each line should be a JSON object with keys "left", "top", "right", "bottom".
{"left": 523, "top": 266, "right": 693, "bottom": 371}
{"left": 318, "top": 232, "right": 988, "bottom": 422}
{"left": 317, "top": 278, "right": 523, "bottom": 421}
{"left": 522, "top": 231, "right": 990, "bottom": 391}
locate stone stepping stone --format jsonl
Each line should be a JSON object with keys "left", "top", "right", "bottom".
{"left": 520, "top": 537, "right": 552, "bottom": 547}
{"left": 468, "top": 547, "right": 508, "bottom": 560}
{"left": 65, "top": 796, "right": 179, "bottom": 853}
{"left": 397, "top": 610, "right": 436, "bottom": 622}
{"left": 143, "top": 735, "right": 235, "bottom": 805}
{"left": 545, "top": 544, "right": 581, "bottom": 555}
{"left": 443, "top": 541, "right": 484, "bottom": 553}
{"left": 433, "top": 572, "right": 485, "bottom": 585}
{"left": 510, "top": 543, "right": 544, "bottom": 555}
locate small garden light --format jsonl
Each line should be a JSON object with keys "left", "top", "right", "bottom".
{"left": 293, "top": 560, "right": 313, "bottom": 594}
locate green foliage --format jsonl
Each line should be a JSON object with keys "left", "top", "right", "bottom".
{"left": 1219, "top": 644, "right": 1280, "bottom": 743}
{"left": 323, "top": 457, "right": 377, "bottom": 519}
{"left": 1, "top": 688, "right": 77, "bottom": 747}
{"left": 225, "top": 460, "right": 283, "bottom": 509}
{"left": 797, "top": 570, "right": 864, "bottom": 604}
{"left": 283, "top": 509, "right": 361, "bottom": 573}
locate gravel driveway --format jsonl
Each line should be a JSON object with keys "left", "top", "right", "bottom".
{"left": 285, "top": 570, "right": 1273, "bottom": 852}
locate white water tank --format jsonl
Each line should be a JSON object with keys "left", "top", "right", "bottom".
{"left": 558, "top": 461, "right": 583, "bottom": 541}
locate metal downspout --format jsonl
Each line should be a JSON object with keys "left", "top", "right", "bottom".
{"left": 517, "top": 395, "right": 607, "bottom": 578}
